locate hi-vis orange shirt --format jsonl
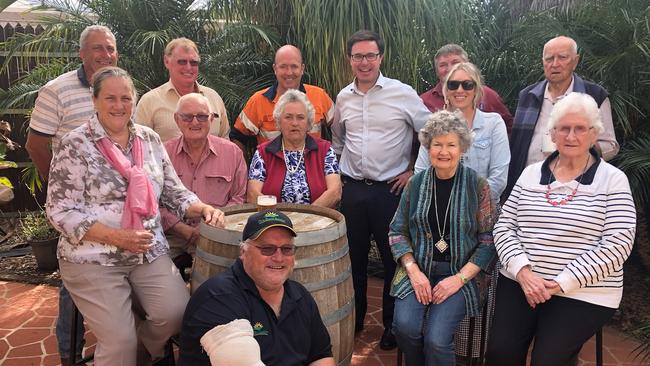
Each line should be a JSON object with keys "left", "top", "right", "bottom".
{"left": 231, "top": 82, "right": 334, "bottom": 145}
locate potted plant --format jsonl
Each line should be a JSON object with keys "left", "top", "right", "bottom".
{"left": 19, "top": 210, "right": 59, "bottom": 271}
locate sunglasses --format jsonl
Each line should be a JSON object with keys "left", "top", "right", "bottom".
{"left": 252, "top": 244, "right": 297, "bottom": 256}
{"left": 177, "top": 59, "right": 200, "bottom": 67}
{"left": 447, "top": 80, "right": 476, "bottom": 91}
{"left": 177, "top": 113, "right": 215, "bottom": 123}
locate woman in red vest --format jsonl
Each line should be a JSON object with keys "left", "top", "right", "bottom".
{"left": 247, "top": 89, "right": 342, "bottom": 208}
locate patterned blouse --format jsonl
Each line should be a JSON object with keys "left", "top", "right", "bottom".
{"left": 248, "top": 147, "right": 339, "bottom": 204}
{"left": 46, "top": 115, "right": 199, "bottom": 266}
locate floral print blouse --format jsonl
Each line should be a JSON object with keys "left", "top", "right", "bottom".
{"left": 46, "top": 115, "right": 198, "bottom": 266}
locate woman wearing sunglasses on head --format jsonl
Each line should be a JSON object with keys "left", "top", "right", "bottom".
{"left": 415, "top": 62, "right": 510, "bottom": 205}
{"left": 247, "top": 89, "right": 342, "bottom": 208}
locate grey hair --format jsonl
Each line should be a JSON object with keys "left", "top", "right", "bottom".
{"left": 434, "top": 43, "right": 468, "bottom": 67}
{"left": 91, "top": 66, "right": 137, "bottom": 102}
{"left": 442, "top": 62, "right": 484, "bottom": 110}
{"left": 176, "top": 93, "right": 212, "bottom": 114}
{"left": 419, "top": 110, "right": 472, "bottom": 153}
{"left": 79, "top": 25, "right": 115, "bottom": 49}
{"left": 547, "top": 92, "right": 603, "bottom": 133}
{"left": 273, "top": 89, "right": 315, "bottom": 131}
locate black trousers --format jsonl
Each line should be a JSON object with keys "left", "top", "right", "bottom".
{"left": 341, "top": 177, "right": 400, "bottom": 330}
{"left": 484, "top": 275, "right": 615, "bottom": 366}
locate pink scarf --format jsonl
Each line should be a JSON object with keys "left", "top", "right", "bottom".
{"left": 95, "top": 135, "right": 158, "bottom": 229}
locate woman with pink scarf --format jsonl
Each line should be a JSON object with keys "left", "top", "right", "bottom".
{"left": 46, "top": 66, "right": 224, "bottom": 366}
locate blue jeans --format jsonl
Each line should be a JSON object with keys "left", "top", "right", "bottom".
{"left": 393, "top": 262, "right": 466, "bottom": 366}
{"left": 56, "top": 285, "right": 85, "bottom": 357}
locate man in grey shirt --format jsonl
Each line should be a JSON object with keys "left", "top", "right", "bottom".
{"left": 331, "top": 29, "right": 431, "bottom": 350}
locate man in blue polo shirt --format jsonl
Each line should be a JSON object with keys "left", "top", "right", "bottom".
{"left": 178, "top": 210, "right": 335, "bottom": 366}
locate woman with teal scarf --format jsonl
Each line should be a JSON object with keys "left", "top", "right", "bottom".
{"left": 389, "top": 110, "right": 496, "bottom": 366}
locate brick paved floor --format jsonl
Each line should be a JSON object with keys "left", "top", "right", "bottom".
{"left": 0, "top": 278, "right": 645, "bottom": 365}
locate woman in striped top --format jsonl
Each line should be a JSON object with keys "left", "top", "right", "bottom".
{"left": 485, "top": 92, "right": 636, "bottom": 366}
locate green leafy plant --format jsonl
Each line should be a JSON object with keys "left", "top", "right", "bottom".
{"left": 19, "top": 210, "right": 58, "bottom": 241}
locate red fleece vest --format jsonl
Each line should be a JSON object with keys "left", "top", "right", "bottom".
{"left": 258, "top": 136, "right": 330, "bottom": 203}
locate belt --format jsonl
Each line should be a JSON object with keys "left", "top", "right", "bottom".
{"left": 342, "top": 175, "right": 386, "bottom": 185}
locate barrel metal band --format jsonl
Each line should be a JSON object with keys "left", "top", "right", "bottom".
{"left": 321, "top": 298, "right": 354, "bottom": 326}
{"left": 294, "top": 245, "right": 349, "bottom": 269}
{"left": 195, "top": 247, "right": 235, "bottom": 267}
{"left": 191, "top": 269, "right": 208, "bottom": 287}
{"left": 301, "top": 269, "right": 351, "bottom": 292}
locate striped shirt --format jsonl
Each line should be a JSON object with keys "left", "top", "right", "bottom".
{"left": 495, "top": 151, "right": 636, "bottom": 308}
{"left": 29, "top": 67, "right": 94, "bottom": 150}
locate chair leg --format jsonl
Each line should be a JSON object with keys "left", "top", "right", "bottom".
{"left": 596, "top": 328, "right": 603, "bottom": 366}
{"left": 466, "top": 316, "right": 475, "bottom": 366}
{"left": 69, "top": 304, "right": 79, "bottom": 366}
{"left": 478, "top": 300, "right": 489, "bottom": 366}
{"left": 396, "top": 347, "right": 403, "bottom": 366}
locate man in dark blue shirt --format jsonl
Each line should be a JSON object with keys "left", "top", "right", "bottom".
{"left": 178, "top": 210, "right": 334, "bottom": 366}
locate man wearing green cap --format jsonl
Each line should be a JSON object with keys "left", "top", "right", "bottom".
{"left": 179, "top": 210, "right": 335, "bottom": 366}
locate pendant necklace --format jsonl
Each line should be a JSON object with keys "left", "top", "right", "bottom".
{"left": 433, "top": 174, "right": 453, "bottom": 253}
{"left": 545, "top": 155, "right": 590, "bottom": 206}
{"left": 282, "top": 139, "right": 305, "bottom": 175}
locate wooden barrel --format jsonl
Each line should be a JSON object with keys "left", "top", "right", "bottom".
{"left": 192, "top": 203, "right": 354, "bottom": 366}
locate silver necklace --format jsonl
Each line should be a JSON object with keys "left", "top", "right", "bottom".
{"left": 433, "top": 173, "right": 453, "bottom": 253}
{"left": 281, "top": 139, "right": 305, "bottom": 175}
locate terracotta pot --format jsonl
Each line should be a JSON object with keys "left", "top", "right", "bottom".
{"left": 29, "top": 237, "right": 59, "bottom": 271}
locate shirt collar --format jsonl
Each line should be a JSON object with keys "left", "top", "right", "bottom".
{"left": 176, "top": 135, "right": 220, "bottom": 157}
{"left": 350, "top": 72, "right": 386, "bottom": 93}
{"left": 87, "top": 114, "right": 142, "bottom": 144}
{"left": 265, "top": 134, "right": 318, "bottom": 156}
{"left": 540, "top": 147, "right": 601, "bottom": 185}
{"left": 262, "top": 81, "right": 307, "bottom": 102}
{"left": 431, "top": 82, "right": 443, "bottom": 97}
{"left": 164, "top": 80, "right": 202, "bottom": 97}
{"left": 544, "top": 76, "right": 575, "bottom": 102}
{"left": 76, "top": 65, "right": 91, "bottom": 88}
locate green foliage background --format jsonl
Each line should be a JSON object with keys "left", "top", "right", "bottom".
{"left": 1, "top": 0, "right": 649, "bottom": 207}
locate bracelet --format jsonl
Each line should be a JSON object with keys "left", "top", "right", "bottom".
{"left": 403, "top": 260, "right": 415, "bottom": 268}
{"left": 457, "top": 272, "right": 468, "bottom": 285}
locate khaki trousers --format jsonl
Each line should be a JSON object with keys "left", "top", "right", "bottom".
{"left": 59, "top": 255, "right": 189, "bottom": 366}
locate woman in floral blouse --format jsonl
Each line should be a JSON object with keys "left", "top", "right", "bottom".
{"left": 46, "top": 66, "right": 224, "bottom": 366}
{"left": 247, "top": 89, "right": 341, "bottom": 208}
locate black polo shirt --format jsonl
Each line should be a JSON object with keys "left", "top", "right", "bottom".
{"left": 178, "top": 259, "right": 333, "bottom": 366}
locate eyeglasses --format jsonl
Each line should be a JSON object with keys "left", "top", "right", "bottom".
{"left": 251, "top": 244, "right": 297, "bottom": 256}
{"left": 554, "top": 126, "right": 593, "bottom": 136}
{"left": 446, "top": 80, "right": 476, "bottom": 91}
{"left": 177, "top": 113, "right": 215, "bottom": 123}
{"left": 350, "top": 53, "right": 381, "bottom": 62}
{"left": 176, "top": 59, "right": 200, "bottom": 67}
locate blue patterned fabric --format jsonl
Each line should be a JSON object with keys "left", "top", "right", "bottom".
{"left": 248, "top": 147, "right": 339, "bottom": 204}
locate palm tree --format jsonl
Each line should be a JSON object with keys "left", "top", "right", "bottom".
{"left": 1, "top": 0, "right": 278, "bottom": 118}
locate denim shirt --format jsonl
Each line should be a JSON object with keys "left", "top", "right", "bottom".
{"left": 415, "top": 109, "right": 510, "bottom": 202}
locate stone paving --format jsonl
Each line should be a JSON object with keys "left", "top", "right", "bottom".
{"left": 0, "top": 278, "right": 646, "bottom": 365}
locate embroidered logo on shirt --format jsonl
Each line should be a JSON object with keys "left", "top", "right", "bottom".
{"left": 252, "top": 321, "right": 269, "bottom": 336}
